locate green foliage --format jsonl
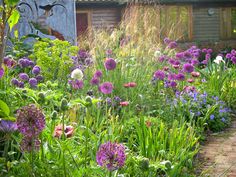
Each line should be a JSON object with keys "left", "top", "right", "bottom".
{"left": 32, "top": 39, "right": 78, "bottom": 82}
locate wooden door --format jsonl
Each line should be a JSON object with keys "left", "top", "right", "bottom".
{"left": 76, "top": 13, "right": 89, "bottom": 36}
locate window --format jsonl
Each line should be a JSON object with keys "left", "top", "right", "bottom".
{"left": 220, "top": 8, "right": 236, "bottom": 39}
{"left": 76, "top": 11, "right": 91, "bottom": 37}
{"left": 160, "top": 6, "right": 192, "bottom": 41}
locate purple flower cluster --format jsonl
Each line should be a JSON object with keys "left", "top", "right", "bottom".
{"left": 90, "top": 70, "right": 103, "bottom": 86}
{"left": 96, "top": 142, "right": 126, "bottom": 171}
{"left": 0, "top": 120, "right": 18, "bottom": 133}
{"left": 68, "top": 79, "right": 84, "bottom": 89}
{"left": 163, "top": 38, "right": 178, "bottom": 49}
{"left": 18, "top": 57, "right": 35, "bottom": 68}
{"left": 225, "top": 49, "right": 236, "bottom": 64}
{"left": 72, "top": 49, "right": 93, "bottom": 70}
{"left": 201, "top": 48, "right": 213, "bottom": 65}
{"left": 99, "top": 82, "right": 113, "bottom": 94}
{"left": 16, "top": 104, "right": 45, "bottom": 152}
{"left": 4, "top": 57, "right": 16, "bottom": 68}
{"left": 104, "top": 58, "right": 116, "bottom": 70}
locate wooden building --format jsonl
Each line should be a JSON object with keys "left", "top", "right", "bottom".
{"left": 76, "top": 0, "right": 236, "bottom": 45}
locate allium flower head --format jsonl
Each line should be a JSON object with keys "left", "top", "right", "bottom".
{"left": 163, "top": 38, "right": 171, "bottom": 44}
{"left": 0, "top": 120, "right": 18, "bottom": 133}
{"left": 4, "top": 57, "right": 16, "bottom": 68}
{"left": 11, "top": 78, "right": 19, "bottom": 86}
{"left": 71, "top": 68, "right": 83, "bottom": 80}
{"left": 16, "top": 104, "right": 45, "bottom": 137}
{"left": 175, "top": 73, "right": 185, "bottom": 81}
{"left": 29, "top": 78, "right": 38, "bottom": 88}
{"left": 169, "top": 81, "right": 177, "bottom": 88}
{"left": 71, "top": 79, "right": 84, "bottom": 89}
{"left": 35, "top": 75, "right": 44, "bottom": 82}
{"left": 18, "top": 81, "right": 25, "bottom": 88}
{"left": 183, "top": 63, "right": 194, "bottom": 73}
{"left": 231, "top": 56, "right": 236, "bottom": 64}
{"left": 96, "top": 142, "right": 126, "bottom": 171}
{"left": 231, "top": 49, "right": 236, "bottom": 56}
{"left": 0, "top": 67, "right": 4, "bottom": 79}
{"left": 90, "top": 77, "right": 100, "bottom": 86}
{"left": 19, "top": 73, "right": 29, "bottom": 81}
{"left": 168, "top": 41, "right": 177, "bottom": 49}
{"left": 32, "top": 66, "right": 41, "bottom": 75}
{"left": 104, "top": 58, "right": 116, "bottom": 70}
{"left": 154, "top": 70, "right": 165, "bottom": 80}
{"left": 20, "top": 137, "right": 41, "bottom": 152}
{"left": 94, "top": 70, "right": 103, "bottom": 78}
{"left": 99, "top": 82, "right": 113, "bottom": 94}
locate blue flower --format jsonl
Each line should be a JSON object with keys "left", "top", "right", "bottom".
{"left": 221, "top": 118, "right": 226, "bottom": 123}
{"left": 210, "top": 114, "right": 215, "bottom": 120}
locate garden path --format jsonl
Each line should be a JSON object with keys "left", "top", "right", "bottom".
{"left": 199, "top": 116, "right": 236, "bottom": 177}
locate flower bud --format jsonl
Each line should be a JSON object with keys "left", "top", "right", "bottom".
{"left": 61, "top": 98, "right": 68, "bottom": 111}
{"left": 51, "top": 111, "right": 58, "bottom": 120}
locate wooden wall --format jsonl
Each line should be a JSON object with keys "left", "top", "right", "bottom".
{"left": 92, "top": 8, "right": 121, "bottom": 28}
{"left": 193, "top": 7, "right": 221, "bottom": 41}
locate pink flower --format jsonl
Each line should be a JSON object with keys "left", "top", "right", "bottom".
{"left": 123, "top": 82, "right": 137, "bottom": 88}
{"left": 187, "top": 78, "right": 195, "bottom": 83}
{"left": 120, "top": 101, "right": 129, "bottom": 106}
{"left": 191, "top": 71, "right": 200, "bottom": 78}
{"left": 53, "top": 125, "right": 74, "bottom": 138}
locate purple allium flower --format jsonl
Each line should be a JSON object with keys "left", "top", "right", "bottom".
{"left": 207, "top": 49, "right": 213, "bottom": 53}
{"left": 201, "top": 59, "right": 209, "bottom": 65}
{"left": 11, "top": 78, "right": 19, "bottom": 86}
{"left": 94, "top": 70, "right": 103, "bottom": 78}
{"left": 226, "top": 53, "right": 232, "bottom": 59}
{"left": 104, "top": 58, "right": 116, "bottom": 70}
{"left": 29, "top": 61, "right": 35, "bottom": 67}
{"left": 18, "top": 58, "right": 30, "bottom": 68}
{"left": 205, "top": 54, "right": 211, "bottom": 60}
{"left": 191, "top": 59, "right": 200, "bottom": 66}
{"left": 90, "top": 77, "right": 100, "bottom": 86}
{"left": 71, "top": 80, "right": 84, "bottom": 89}
{"left": 0, "top": 120, "right": 18, "bottom": 133}
{"left": 159, "top": 56, "right": 166, "bottom": 62}
{"left": 105, "top": 97, "right": 112, "bottom": 106}
{"left": 19, "top": 73, "right": 29, "bottom": 81}
{"left": 176, "top": 52, "right": 184, "bottom": 59}
{"left": 29, "top": 78, "right": 38, "bottom": 88}
{"left": 164, "top": 37, "right": 171, "bottom": 44}
{"left": 4, "top": 57, "right": 16, "bottom": 68}
{"left": 114, "top": 96, "right": 121, "bottom": 103}
{"left": 210, "top": 114, "right": 215, "bottom": 120}
{"left": 20, "top": 137, "right": 41, "bottom": 152}
{"left": 231, "top": 56, "right": 236, "bottom": 64}
{"left": 153, "top": 70, "right": 165, "bottom": 80}
{"left": 16, "top": 104, "right": 45, "bottom": 137}
{"left": 0, "top": 67, "right": 4, "bottom": 79}
{"left": 99, "top": 82, "right": 113, "bottom": 94}
{"left": 168, "top": 59, "right": 176, "bottom": 65}
{"left": 106, "top": 49, "right": 113, "bottom": 56}
{"left": 175, "top": 73, "right": 185, "bottom": 81}
{"left": 168, "top": 73, "right": 176, "bottom": 81}
{"left": 202, "top": 48, "right": 207, "bottom": 53}
{"left": 169, "top": 81, "right": 177, "bottom": 88}
{"left": 168, "top": 41, "right": 177, "bottom": 49}
{"left": 183, "top": 63, "right": 194, "bottom": 73}
{"left": 18, "top": 81, "right": 25, "bottom": 88}
{"left": 32, "top": 66, "right": 41, "bottom": 75}
{"left": 231, "top": 49, "right": 236, "bottom": 56}
{"left": 184, "top": 51, "right": 192, "bottom": 60}
{"left": 96, "top": 142, "right": 126, "bottom": 171}
{"left": 35, "top": 75, "right": 44, "bottom": 82}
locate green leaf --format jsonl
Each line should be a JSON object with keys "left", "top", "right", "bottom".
{"left": 0, "top": 116, "right": 16, "bottom": 121}
{"left": 8, "top": 9, "right": 20, "bottom": 31}
{"left": 0, "top": 100, "right": 10, "bottom": 117}
{"left": 6, "top": 0, "right": 20, "bottom": 6}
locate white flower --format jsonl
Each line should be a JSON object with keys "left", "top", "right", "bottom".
{"left": 71, "top": 68, "right": 83, "bottom": 80}
{"left": 154, "top": 50, "right": 161, "bottom": 57}
{"left": 214, "top": 56, "right": 225, "bottom": 64}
